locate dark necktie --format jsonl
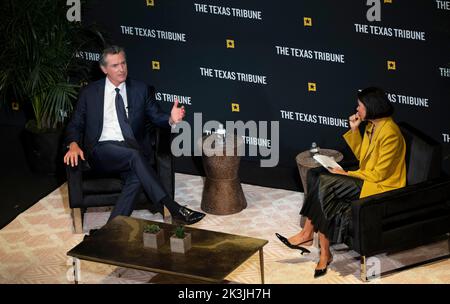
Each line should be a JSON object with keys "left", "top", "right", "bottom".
{"left": 115, "top": 88, "right": 140, "bottom": 149}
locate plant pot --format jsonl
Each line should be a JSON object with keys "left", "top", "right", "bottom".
{"left": 170, "top": 233, "right": 192, "bottom": 253}
{"left": 143, "top": 229, "right": 165, "bottom": 249}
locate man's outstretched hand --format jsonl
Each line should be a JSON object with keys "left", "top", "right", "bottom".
{"left": 170, "top": 98, "right": 185, "bottom": 124}
{"left": 64, "top": 142, "right": 85, "bottom": 167}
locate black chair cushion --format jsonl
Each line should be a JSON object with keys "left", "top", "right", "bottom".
{"left": 82, "top": 191, "right": 158, "bottom": 210}
{"left": 82, "top": 177, "right": 123, "bottom": 194}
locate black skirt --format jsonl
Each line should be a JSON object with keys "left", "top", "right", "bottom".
{"left": 300, "top": 167, "right": 363, "bottom": 244}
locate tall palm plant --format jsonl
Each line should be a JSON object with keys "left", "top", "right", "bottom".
{"left": 0, "top": 0, "right": 103, "bottom": 131}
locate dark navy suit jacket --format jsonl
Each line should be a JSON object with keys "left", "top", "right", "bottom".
{"left": 65, "top": 78, "right": 170, "bottom": 157}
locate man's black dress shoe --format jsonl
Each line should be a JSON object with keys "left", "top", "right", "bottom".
{"left": 275, "top": 233, "right": 312, "bottom": 255}
{"left": 172, "top": 206, "right": 206, "bottom": 225}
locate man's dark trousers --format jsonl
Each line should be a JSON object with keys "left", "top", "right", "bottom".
{"left": 90, "top": 141, "right": 166, "bottom": 220}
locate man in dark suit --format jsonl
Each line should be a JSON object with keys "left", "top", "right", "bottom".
{"left": 63, "top": 45, "right": 205, "bottom": 225}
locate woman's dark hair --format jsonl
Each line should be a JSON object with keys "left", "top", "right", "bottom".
{"left": 357, "top": 87, "right": 394, "bottom": 119}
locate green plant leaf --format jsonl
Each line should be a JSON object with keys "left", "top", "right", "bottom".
{"left": 0, "top": 0, "right": 105, "bottom": 130}
{"left": 144, "top": 224, "right": 161, "bottom": 234}
{"left": 174, "top": 226, "right": 185, "bottom": 238}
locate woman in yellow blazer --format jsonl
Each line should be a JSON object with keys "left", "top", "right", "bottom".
{"left": 276, "top": 87, "right": 406, "bottom": 278}
{"left": 343, "top": 113, "right": 406, "bottom": 198}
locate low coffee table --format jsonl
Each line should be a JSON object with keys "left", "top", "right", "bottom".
{"left": 67, "top": 216, "right": 268, "bottom": 283}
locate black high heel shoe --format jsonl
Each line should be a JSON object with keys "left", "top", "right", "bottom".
{"left": 314, "top": 256, "right": 333, "bottom": 278}
{"left": 275, "top": 233, "right": 313, "bottom": 255}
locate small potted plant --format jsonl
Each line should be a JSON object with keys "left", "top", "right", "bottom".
{"left": 143, "top": 223, "right": 165, "bottom": 249}
{"left": 170, "top": 225, "right": 192, "bottom": 253}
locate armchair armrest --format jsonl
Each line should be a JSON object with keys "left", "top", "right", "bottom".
{"left": 66, "top": 161, "right": 91, "bottom": 208}
{"left": 351, "top": 177, "right": 450, "bottom": 255}
{"left": 353, "top": 177, "right": 450, "bottom": 212}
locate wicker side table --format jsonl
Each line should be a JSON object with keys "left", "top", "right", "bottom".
{"left": 198, "top": 134, "right": 247, "bottom": 215}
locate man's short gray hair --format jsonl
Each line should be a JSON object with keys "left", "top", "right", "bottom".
{"left": 99, "top": 45, "right": 126, "bottom": 67}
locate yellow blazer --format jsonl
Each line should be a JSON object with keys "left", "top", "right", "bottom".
{"left": 343, "top": 117, "right": 406, "bottom": 198}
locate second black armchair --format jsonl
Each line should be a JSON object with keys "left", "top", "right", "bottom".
{"left": 346, "top": 122, "right": 450, "bottom": 281}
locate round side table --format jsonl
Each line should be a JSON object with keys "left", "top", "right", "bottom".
{"left": 199, "top": 134, "right": 247, "bottom": 215}
{"left": 295, "top": 149, "right": 343, "bottom": 195}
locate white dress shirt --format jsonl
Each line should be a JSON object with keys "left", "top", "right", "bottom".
{"left": 99, "top": 78, "right": 129, "bottom": 142}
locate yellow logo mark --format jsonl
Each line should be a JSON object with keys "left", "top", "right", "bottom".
{"left": 384, "top": 0, "right": 392, "bottom": 4}
{"left": 231, "top": 103, "right": 240, "bottom": 112}
{"left": 152, "top": 61, "right": 160, "bottom": 70}
{"left": 304, "top": 17, "right": 312, "bottom": 27}
{"left": 226, "top": 39, "right": 235, "bottom": 49}
{"left": 11, "top": 102, "right": 19, "bottom": 111}
{"left": 308, "top": 82, "right": 317, "bottom": 92}
{"left": 387, "top": 60, "right": 396, "bottom": 70}
{"left": 146, "top": 0, "right": 154, "bottom": 7}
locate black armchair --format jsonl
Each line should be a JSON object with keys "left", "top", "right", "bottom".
{"left": 346, "top": 122, "right": 450, "bottom": 281}
{"left": 66, "top": 125, "right": 174, "bottom": 233}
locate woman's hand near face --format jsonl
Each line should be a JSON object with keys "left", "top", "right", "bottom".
{"left": 349, "top": 113, "right": 361, "bottom": 131}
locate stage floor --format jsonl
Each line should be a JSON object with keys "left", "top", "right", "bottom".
{"left": 0, "top": 173, "right": 449, "bottom": 284}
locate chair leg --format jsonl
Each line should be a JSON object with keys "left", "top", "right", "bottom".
{"left": 72, "top": 208, "right": 83, "bottom": 234}
{"left": 360, "top": 255, "right": 368, "bottom": 282}
{"left": 447, "top": 233, "right": 450, "bottom": 253}
{"left": 358, "top": 235, "right": 450, "bottom": 282}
